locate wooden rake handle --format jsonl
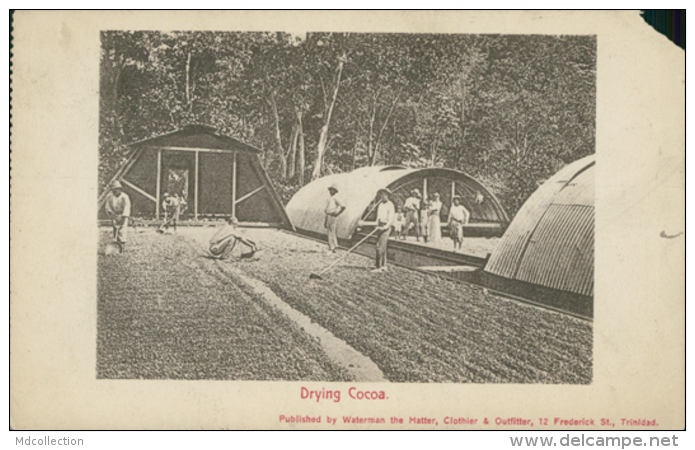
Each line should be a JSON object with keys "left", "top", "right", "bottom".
{"left": 316, "top": 228, "right": 380, "bottom": 277}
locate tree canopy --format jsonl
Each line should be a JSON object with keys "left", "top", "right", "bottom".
{"left": 100, "top": 31, "right": 595, "bottom": 215}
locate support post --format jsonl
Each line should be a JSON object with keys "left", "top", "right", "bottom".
{"left": 423, "top": 178, "right": 428, "bottom": 200}
{"left": 232, "top": 151, "right": 237, "bottom": 220}
{"left": 451, "top": 180, "right": 456, "bottom": 203}
{"left": 156, "top": 149, "right": 162, "bottom": 219}
{"left": 194, "top": 150, "right": 199, "bottom": 220}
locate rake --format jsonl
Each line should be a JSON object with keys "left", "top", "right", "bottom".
{"left": 309, "top": 228, "right": 379, "bottom": 280}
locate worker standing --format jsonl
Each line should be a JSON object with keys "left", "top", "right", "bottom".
{"left": 372, "top": 188, "right": 395, "bottom": 272}
{"left": 402, "top": 188, "right": 421, "bottom": 241}
{"left": 447, "top": 196, "right": 470, "bottom": 252}
{"left": 428, "top": 192, "right": 442, "bottom": 243}
{"left": 419, "top": 196, "right": 430, "bottom": 243}
{"left": 324, "top": 184, "right": 346, "bottom": 253}
{"left": 104, "top": 180, "right": 131, "bottom": 250}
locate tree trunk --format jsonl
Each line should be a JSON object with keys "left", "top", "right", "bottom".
{"left": 185, "top": 51, "right": 192, "bottom": 106}
{"left": 370, "top": 88, "right": 402, "bottom": 166}
{"left": 297, "top": 110, "right": 306, "bottom": 186}
{"left": 269, "top": 92, "right": 286, "bottom": 180}
{"left": 431, "top": 130, "right": 439, "bottom": 167}
{"left": 288, "top": 120, "right": 299, "bottom": 180}
{"left": 367, "top": 90, "right": 379, "bottom": 165}
{"left": 311, "top": 54, "right": 345, "bottom": 180}
{"left": 351, "top": 138, "right": 359, "bottom": 172}
{"left": 459, "top": 80, "right": 466, "bottom": 166}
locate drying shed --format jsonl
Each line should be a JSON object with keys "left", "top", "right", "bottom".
{"left": 484, "top": 155, "right": 595, "bottom": 315}
{"left": 98, "top": 125, "right": 292, "bottom": 227}
{"left": 286, "top": 165, "right": 510, "bottom": 240}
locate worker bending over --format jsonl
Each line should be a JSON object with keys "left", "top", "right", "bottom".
{"left": 208, "top": 216, "right": 259, "bottom": 260}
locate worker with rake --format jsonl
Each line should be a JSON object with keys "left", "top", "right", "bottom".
{"left": 104, "top": 180, "right": 131, "bottom": 252}
{"left": 157, "top": 192, "right": 185, "bottom": 234}
{"left": 372, "top": 188, "right": 395, "bottom": 272}
{"left": 447, "top": 196, "right": 470, "bottom": 252}
{"left": 208, "top": 216, "right": 259, "bottom": 260}
{"left": 324, "top": 184, "right": 346, "bottom": 254}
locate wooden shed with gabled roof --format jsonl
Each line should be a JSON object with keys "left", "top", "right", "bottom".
{"left": 98, "top": 125, "right": 292, "bottom": 228}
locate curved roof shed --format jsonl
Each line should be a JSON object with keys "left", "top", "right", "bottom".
{"left": 484, "top": 155, "right": 595, "bottom": 300}
{"left": 286, "top": 166, "right": 510, "bottom": 239}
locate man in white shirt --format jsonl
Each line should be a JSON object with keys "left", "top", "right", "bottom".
{"left": 324, "top": 184, "right": 346, "bottom": 253}
{"left": 104, "top": 180, "right": 132, "bottom": 249}
{"left": 447, "top": 196, "right": 470, "bottom": 251}
{"left": 372, "top": 188, "right": 395, "bottom": 272}
{"left": 402, "top": 188, "right": 421, "bottom": 241}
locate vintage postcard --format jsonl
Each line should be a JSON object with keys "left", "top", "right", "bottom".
{"left": 10, "top": 11, "right": 684, "bottom": 430}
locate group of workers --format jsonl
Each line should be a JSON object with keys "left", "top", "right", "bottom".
{"left": 397, "top": 188, "right": 471, "bottom": 251}
{"left": 103, "top": 180, "right": 257, "bottom": 258}
{"left": 104, "top": 178, "right": 470, "bottom": 268}
{"left": 324, "top": 185, "right": 471, "bottom": 272}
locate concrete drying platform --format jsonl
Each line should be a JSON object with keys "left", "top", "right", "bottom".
{"left": 395, "top": 234, "right": 498, "bottom": 258}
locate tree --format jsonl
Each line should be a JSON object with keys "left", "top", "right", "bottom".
{"left": 99, "top": 31, "right": 596, "bottom": 214}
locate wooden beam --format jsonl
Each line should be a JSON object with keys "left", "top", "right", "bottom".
{"left": 451, "top": 180, "right": 456, "bottom": 202}
{"left": 423, "top": 178, "right": 428, "bottom": 200}
{"left": 232, "top": 151, "right": 237, "bottom": 220}
{"left": 156, "top": 149, "right": 162, "bottom": 219}
{"left": 234, "top": 185, "right": 266, "bottom": 206}
{"left": 145, "top": 145, "right": 240, "bottom": 154}
{"left": 98, "top": 147, "right": 143, "bottom": 208}
{"left": 194, "top": 150, "right": 199, "bottom": 220}
{"left": 120, "top": 179, "right": 157, "bottom": 203}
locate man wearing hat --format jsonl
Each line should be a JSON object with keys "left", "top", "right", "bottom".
{"left": 157, "top": 192, "right": 185, "bottom": 234}
{"left": 324, "top": 184, "right": 346, "bottom": 253}
{"left": 402, "top": 188, "right": 422, "bottom": 241}
{"left": 447, "top": 195, "right": 470, "bottom": 252}
{"left": 372, "top": 188, "right": 395, "bottom": 272}
{"left": 104, "top": 180, "right": 132, "bottom": 249}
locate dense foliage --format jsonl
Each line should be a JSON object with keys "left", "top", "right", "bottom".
{"left": 100, "top": 31, "right": 595, "bottom": 215}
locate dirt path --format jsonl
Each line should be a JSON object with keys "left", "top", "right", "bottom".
{"left": 181, "top": 229, "right": 386, "bottom": 382}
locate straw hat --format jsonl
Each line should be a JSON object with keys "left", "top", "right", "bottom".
{"left": 328, "top": 184, "right": 339, "bottom": 192}
{"left": 376, "top": 188, "right": 392, "bottom": 197}
{"left": 111, "top": 180, "right": 123, "bottom": 190}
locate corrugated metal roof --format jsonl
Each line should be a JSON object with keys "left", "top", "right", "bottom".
{"left": 516, "top": 204, "right": 594, "bottom": 296}
{"left": 485, "top": 155, "right": 595, "bottom": 297}
{"left": 286, "top": 166, "right": 509, "bottom": 239}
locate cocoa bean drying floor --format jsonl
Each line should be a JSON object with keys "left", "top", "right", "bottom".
{"left": 99, "top": 227, "right": 592, "bottom": 383}
{"left": 97, "top": 228, "right": 353, "bottom": 381}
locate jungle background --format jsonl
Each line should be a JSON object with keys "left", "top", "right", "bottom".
{"left": 99, "top": 31, "right": 596, "bottom": 215}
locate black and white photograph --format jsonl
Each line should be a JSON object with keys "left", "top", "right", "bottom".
{"left": 10, "top": 11, "right": 684, "bottom": 432}
{"left": 97, "top": 30, "right": 595, "bottom": 384}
